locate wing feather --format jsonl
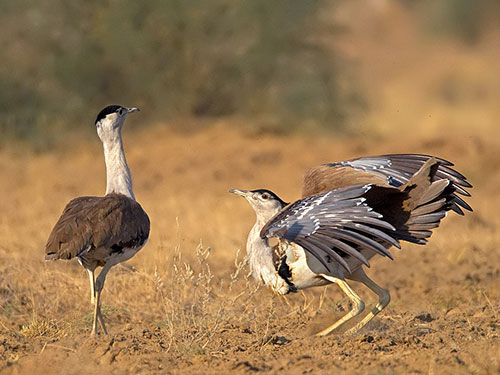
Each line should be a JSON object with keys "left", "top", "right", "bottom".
{"left": 45, "top": 194, "right": 150, "bottom": 261}
{"left": 261, "top": 185, "right": 400, "bottom": 273}
{"left": 299, "top": 237, "right": 351, "bottom": 273}
{"left": 302, "top": 154, "right": 472, "bottom": 214}
{"left": 316, "top": 228, "right": 394, "bottom": 259}
{"left": 313, "top": 233, "right": 370, "bottom": 266}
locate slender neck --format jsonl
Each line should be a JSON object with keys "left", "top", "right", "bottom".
{"left": 102, "top": 133, "right": 135, "bottom": 200}
{"left": 246, "top": 207, "right": 289, "bottom": 294}
{"left": 247, "top": 215, "right": 272, "bottom": 264}
{"left": 247, "top": 209, "right": 279, "bottom": 258}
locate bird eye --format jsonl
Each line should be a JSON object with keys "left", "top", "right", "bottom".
{"left": 261, "top": 193, "right": 269, "bottom": 200}
{"left": 118, "top": 108, "right": 124, "bottom": 115}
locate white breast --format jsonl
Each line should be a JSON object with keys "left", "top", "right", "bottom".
{"left": 285, "top": 242, "right": 331, "bottom": 290}
{"left": 246, "top": 226, "right": 290, "bottom": 295}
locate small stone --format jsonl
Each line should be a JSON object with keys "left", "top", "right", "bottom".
{"left": 415, "top": 313, "right": 434, "bottom": 322}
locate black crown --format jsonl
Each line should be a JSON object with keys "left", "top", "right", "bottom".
{"left": 95, "top": 105, "right": 125, "bottom": 125}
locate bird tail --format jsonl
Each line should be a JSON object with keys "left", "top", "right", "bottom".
{"left": 397, "top": 158, "right": 456, "bottom": 244}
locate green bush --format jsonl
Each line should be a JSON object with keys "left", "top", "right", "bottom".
{"left": 0, "top": 0, "right": 364, "bottom": 144}
{"left": 407, "top": 0, "right": 497, "bottom": 44}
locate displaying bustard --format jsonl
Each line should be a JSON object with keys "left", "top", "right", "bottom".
{"left": 231, "top": 154, "right": 471, "bottom": 336}
{"left": 45, "top": 105, "right": 150, "bottom": 335}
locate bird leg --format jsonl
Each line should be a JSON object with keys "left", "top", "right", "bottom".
{"left": 87, "top": 269, "right": 96, "bottom": 305}
{"left": 91, "top": 286, "right": 101, "bottom": 336}
{"left": 315, "top": 276, "right": 365, "bottom": 336}
{"left": 98, "top": 307, "right": 108, "bottom": 334}
{"left": 91, "top": 287, "right": 108, "bottom": 335}
{"left": 86, "top": 267, "right": 107, "bottom": 335}
{"left": 344, "top": 268, "right": 390, "bottom": 335}
{"left": 90, "top": 262, "right": 117, "bottom": 335}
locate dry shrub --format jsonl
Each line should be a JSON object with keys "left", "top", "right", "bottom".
{"left": 142, "top": 242, "right": 261, "bottom": 355}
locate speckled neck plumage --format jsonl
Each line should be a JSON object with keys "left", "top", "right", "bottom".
{"left": 102, "top": 134, "right": 135, "bottom": 200}
{"left": 246, "top": 206, "right": 291, "bottom": 295}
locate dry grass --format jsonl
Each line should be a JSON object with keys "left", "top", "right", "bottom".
{"left": 1, "top": 5, "right": 500, "bottom": 374}
{"left": 1, "top": 120, "right": 499, "bottom": 374}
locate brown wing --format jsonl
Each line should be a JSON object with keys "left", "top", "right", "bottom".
{"left": 263, "top": 159, "right": 467, "bottom": 274}
{"left": 45, "top": 193, "right": 150, "bottom": 261}
{"left": 302, "top": 154, "right": 472, "bottom": 214}
{"left": 357, "top": 158, "right": 460, "bottom": 244}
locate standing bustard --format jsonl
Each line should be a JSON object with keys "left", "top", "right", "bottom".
{"left": 45, "top": 105, "right": 150, "bottom": 335}
{"left": 231, "top": 154, "right": 471, "bottom": 336}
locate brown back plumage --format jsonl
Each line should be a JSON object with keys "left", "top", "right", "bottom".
{"left": 303, "top": 165, "right": 389, "bottom": 196}
{"left": 45, "top": 193, "right": 150, "bottom": 262}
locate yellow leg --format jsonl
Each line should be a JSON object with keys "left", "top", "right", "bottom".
{"left": 344, "top": 268, "right": 390, "bottom": 335}
{"left": 96, "top": 288, "right": 108, "bottom": 335}
{"left": 90, "top": 267, "right": 110, "bottom": 336}
{"left": 90, "top": 282, "right": 109, "bottom": 335}
{"left": 90, "top": 262, "right": 116, "bottom": 336}
{"left": 91, "top": 287, "right": 101, "bottom": 336}
{"left": 315, "top": 276, "right": 365, "bottom": 336}
{"left": 87, "top": 269, "right": 95, "bottom": 305}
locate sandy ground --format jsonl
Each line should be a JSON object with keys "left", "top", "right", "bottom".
{"left": 0, "top": 121, "right": 499, "bottom": 374}
{"left": 1, "top": 2, "right": 500, "bottom": 373}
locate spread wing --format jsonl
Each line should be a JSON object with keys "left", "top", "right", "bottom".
{"left": 45, "top": 194, "right": 150, "bottom": 261}
{"left": 302, "top": 154, "right": 472, "bottom": 214}
{"left": 261, "top": 185, "right": 401, "bottom": 274}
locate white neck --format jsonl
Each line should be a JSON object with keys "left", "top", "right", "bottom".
{"left": 246, "top": 210, "right": 289, "bottom": 294}
{"left": 102, "top": 133, "right": 135, "bottom": 200}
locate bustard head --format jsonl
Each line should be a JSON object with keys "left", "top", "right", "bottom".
{"left": 95, "top": 105, "right": 140, "bottom": 144}
{"left": 230, "top": 189, "right": 287, "bottom": 222}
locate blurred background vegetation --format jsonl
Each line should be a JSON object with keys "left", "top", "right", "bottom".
{"left": 0, "top": 0, "right": 498, "bottom": 148}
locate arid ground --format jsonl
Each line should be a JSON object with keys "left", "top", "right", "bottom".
{"left": 1, "top": 121, "right": 499, "bottom": 374}
{"left": 1, "top": 5, "right": 500, "bottom": 375}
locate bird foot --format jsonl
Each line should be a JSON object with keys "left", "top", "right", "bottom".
{"left": 90, "top": 327, "right": 108, "bottom": 336}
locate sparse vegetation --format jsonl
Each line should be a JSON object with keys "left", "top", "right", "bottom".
{"left": 1, "top": 121, "right": 499, "bottom": 373}
{"left": 1, "top": 1, "right": 500, "bottom": 374}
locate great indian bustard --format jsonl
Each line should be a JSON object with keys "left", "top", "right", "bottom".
{"left": 45, "top": 105, "right": 150, "bottom": 336}
{"left": 231, "top": 154, "right": 471, "bottom": 336}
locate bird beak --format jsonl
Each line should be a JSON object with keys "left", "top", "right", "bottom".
{"left": 230, "top": 189, "right": 250, "bottom": 197}
{"left": 127, "top": 107, "right": 140, "bottom": 113}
